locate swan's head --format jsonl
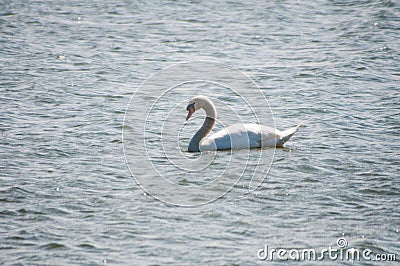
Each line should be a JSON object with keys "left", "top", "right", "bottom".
{"left": 186, "top": 95, "right": 216, "bottom": 121}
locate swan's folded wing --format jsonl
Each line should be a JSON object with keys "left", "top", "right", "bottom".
{"left": 256, "top": 125, "right": 281, "bottom": 147}
{"left": 201, "top": 124, "right": 271, "bottom": 150}
{"left": 200, "top": 129, "right": 229, "bottom": 151}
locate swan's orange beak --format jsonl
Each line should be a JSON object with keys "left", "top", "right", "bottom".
{"left": 186, "top": 103, "right": 195, "bottom": 121}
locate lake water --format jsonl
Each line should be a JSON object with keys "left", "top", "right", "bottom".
{"left": 1, "top": 0, "right": 399, "bottom": 265}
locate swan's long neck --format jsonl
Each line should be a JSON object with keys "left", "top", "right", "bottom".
{"left": 188, "top": 100, "right": 216, "bottom": 152}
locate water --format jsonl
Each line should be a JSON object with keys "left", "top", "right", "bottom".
{"left": 1, "top": 0, "right": 399, "bottom": 264}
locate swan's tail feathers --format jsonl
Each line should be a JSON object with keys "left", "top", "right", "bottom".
{"left": 276, "top": 124, "right": 302, "bottom": 147}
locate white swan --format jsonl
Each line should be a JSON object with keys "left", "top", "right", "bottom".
{"left": 186, "top": 95, "right": 301, "bottom": 152}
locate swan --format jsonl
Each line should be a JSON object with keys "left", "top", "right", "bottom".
{"left": 185, "top": 95, "right": 301, "bottom": 152}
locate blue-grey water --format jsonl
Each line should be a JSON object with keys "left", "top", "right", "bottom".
{"left": 1, "top": 0, "right": 399, "bottom": 265}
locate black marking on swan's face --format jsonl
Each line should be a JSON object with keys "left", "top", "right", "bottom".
{"left": 186, "top": 102, "right": 195, "bottom": 111}
{"left": 186, "top": 102, "right": 196, "bottom": 121}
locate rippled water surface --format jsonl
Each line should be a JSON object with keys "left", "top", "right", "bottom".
{"left": 1, "top": 0, "right": 399, "bottom": 265}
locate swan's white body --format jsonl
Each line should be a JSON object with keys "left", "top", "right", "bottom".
{"left": 200, "top": 123, "right": 300, "bottom": 151}
{"left": 186, "top": 95, "right": 300, "bottom": 152}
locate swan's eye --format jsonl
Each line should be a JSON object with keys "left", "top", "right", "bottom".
{"left": 186, "top": 102, "right": 195, "bottom": 111}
